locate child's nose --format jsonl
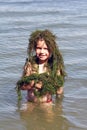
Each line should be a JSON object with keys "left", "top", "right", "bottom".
{"left": 40, "top": 48, "right": 44, "bottom": 53}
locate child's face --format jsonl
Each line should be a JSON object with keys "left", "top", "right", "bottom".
{"left": 36, "top": 40, "right": 50, "bottom": 64}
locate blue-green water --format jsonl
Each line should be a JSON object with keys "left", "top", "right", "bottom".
{"left": 0, "top": 0, "right": 87, "bottom": 130}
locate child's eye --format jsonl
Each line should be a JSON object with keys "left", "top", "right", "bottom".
{"left": 36, "top": 47, "right": 41, "bottom": 49}
{"left": 36, "top": 47, "right": 48, "bottom": 50}
{"left": 44, "top": 48, "right": 48, "bottom": 50}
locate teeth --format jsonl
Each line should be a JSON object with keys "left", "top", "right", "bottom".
{"left": 40, "top": 55, "right": 45, "bottom": 56}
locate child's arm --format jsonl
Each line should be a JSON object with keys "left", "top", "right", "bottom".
{"left": 56, "top": 69, "right": 64, "bottom": 95}
{"left": 22, "top": 61, "right": 32, "bottom": 77}
{"left": 21, "top": 61, "right": 34, "bottom": 90}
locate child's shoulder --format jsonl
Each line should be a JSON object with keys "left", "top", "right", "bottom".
{"left": 24, "top": 56, "right": 39, "bottom": 72}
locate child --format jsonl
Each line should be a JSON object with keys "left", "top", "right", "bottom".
{"left": 17, "top": 29, "right": 66, "bottom": 103}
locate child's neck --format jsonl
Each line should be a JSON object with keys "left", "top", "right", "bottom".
{"left": 38, "top": 62, "right": 47, "bottom": 74}
{"left": 38, "top": 59, "right": 47, "bottom": 64}
{"left": 38, "top": 64, "right": 44, "bottom": 74}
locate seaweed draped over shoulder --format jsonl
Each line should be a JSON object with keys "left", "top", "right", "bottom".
{"left": 22, "top": 55, "right": 65, "bottom": 78}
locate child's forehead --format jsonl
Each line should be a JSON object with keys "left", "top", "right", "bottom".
{"left": 36, "top": 40, "right": 48, "bottom": 47}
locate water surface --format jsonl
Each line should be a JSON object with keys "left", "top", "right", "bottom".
{"left": 0, "top": 0, "right": 87, "bottom": 130}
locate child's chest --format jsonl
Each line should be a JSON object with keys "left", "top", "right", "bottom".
{"left": 38, "top": 64, "right": 47, "bottom": 74}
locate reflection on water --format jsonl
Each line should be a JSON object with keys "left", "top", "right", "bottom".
{"left": 0, "top": 0, "right": 87, "bottom": 129}
{"left": 18, "top": 97, "right": 70, "bottom": 130}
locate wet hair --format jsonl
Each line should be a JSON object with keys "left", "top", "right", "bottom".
{"left": 27, "top": 29, "right": 66, "bottom": 79}
{"left": 28, "top": 29, "right": 56, "bottom": 55}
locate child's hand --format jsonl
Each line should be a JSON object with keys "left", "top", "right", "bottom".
{"left": 57, "top": 87, "right": 63, "bottom": 95}
{"left": 20, "top": 84, "right": 31, "bottom": 90}
{"left": 21, "top": 80, "right": 35, "bottom": 90}
{"left": 35, "top": 81, "right": 42, "bottom": 89}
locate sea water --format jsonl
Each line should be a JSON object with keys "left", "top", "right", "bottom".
{"left": 0, "top": 0, "right": 87, "bottom": 130}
